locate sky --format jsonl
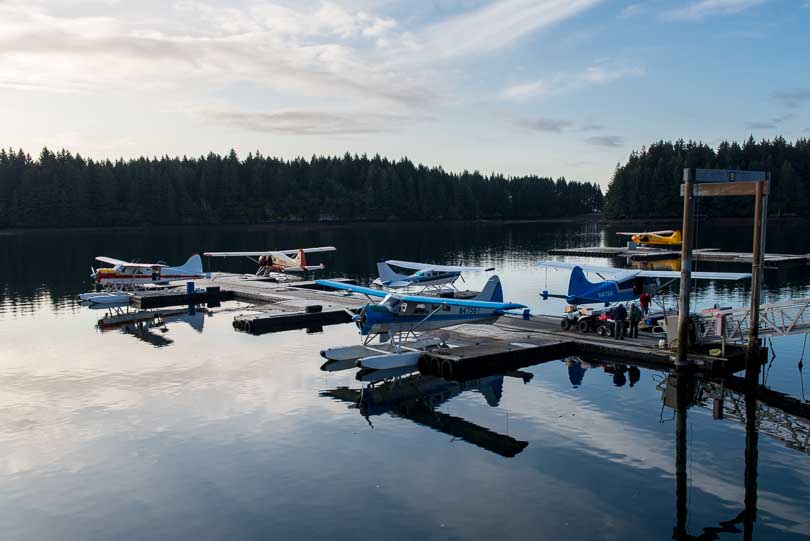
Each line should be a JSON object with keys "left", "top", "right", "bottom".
{"left": 0, "top": 0, "right": 808, "bottom": 188}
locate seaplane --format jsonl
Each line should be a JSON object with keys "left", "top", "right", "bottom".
{"left": 374, "top": 260, "right": 495, "bottom": 291}
{"left": 539, "top": 261, "right": 750, "bottom": 306}
{"left": 616, "top": 229, "right": 682, "bottom": 247}
{"left": 315, "top": 275, "right": 526, "bottom": 370}
{"left": 82, "top": 254, "right": 209, "bottom": 303}
{"left": 203, "top": 246, "right": 336, "bottom": 277}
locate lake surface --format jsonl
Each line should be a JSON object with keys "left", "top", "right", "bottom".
{"left": 1, "top": 221, "right": 809, "bottom": 540}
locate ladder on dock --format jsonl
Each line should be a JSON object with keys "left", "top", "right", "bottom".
{"left": 699, "top": 298, "right": 810, "bottom": 342}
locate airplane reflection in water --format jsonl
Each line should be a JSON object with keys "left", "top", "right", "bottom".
{"left": 93, "top": 304, "right": 209, "bottom": 347}
{"left": 323, "top": 345, "right": 810, "bottom": 538}
{"left": 321, "top": 369, "right": 531, "bottom": 458}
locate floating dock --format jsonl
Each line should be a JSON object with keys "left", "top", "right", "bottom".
{"left": 546, "top": 246, "right": 810, "bottom": 267}
{"left": 131, "top": 272, "right": 755, "bottom": 375}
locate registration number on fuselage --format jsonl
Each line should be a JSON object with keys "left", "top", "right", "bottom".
{"left": 458, "top": 306, "right": 480, "bottom": 315}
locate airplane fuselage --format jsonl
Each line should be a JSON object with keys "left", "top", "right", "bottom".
{"left": 95, "top": 266, "right": 203, "bottom": 287}
{"left": 380, "top": 270, "right": 461, "bottom": 288}
{"left": 565, "top": 276, "right": 657, "bottom": 306}
{"left": 356, "top": 297, "right": 501, "bottom": 335}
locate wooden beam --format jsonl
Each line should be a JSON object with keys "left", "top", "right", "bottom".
{"left": 680, "top": 181, "right": 769, "bottom": 197}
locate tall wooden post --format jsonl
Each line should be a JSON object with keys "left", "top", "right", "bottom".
{"left": 747, "top": 181, "right": 765, "bottom": 359}
{"left": 677, "top": 170, "right": 695, "bottom": 366}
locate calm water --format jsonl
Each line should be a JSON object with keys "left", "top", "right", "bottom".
{"left": 1, "top": 221, "right": 809, "bottom": 540}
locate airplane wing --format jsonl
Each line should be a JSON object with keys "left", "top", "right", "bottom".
{"left": 96, "top": 256, "right": 129, "bottom": 266}
{"left": 538, "top": 261, "right": 632, "bottom": 277}
{"left": 278, "top": 246, "right": 337, "bottom": 256}
{"left": 398, "top": 294, "right": 525, "bottom": 311}
{"left": 538, "top": 262, "right": 749, "bottom": 281}
{"left": 616, "top": 230, "right": 675, "bottom": 236}
{"left": 204, "top": 246, "right": 336, "bottom": 257}
{"left": 315, "top": 279, "right": 388, "bottom": 298}
{"left": 95, "top": 257, "right": 164, "bottom": 268}
{"left": 636, "top": 270, "right": 751, "bottom": 280}
{"left": 385, "top": 260, "right": 495, "bottom": 272}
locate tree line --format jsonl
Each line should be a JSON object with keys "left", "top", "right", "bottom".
{"left": 0, "top": 148, "right": 604, "bottom": 227}
{"left": 604, "top": 137, "right": 810, "bottom": 218}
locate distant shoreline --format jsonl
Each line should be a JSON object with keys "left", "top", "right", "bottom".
{"left": 1, "top": 214, "right": 807, "bottom": 235}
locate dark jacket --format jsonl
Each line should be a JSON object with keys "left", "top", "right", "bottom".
{"left": 614, "top": 305, "right": 627, "bottom": 320}
{"left": 630, "top": 305, "right": 641, "bottom": 322}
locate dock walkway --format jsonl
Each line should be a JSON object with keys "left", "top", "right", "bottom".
{"left": 546, "top": 246, "right": 810, "bottom": 266}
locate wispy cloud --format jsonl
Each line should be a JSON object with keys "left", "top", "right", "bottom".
{"left": 770, "top": 89, "right": 810, "bottom": 109}
{"left": 744, "top": 120, "right": 776, "bottom": 130}
{"left": 580, "top": 123, "right": 606, "bottom": 131}
{"left": 500, "top": 59, "right": 643, "bottom": 101}
{"left": 517, "top": 117, "right": 574, "bottom": 132}
{"left": 587, "top": 135, "right": 624, "bottom": 147}
{"left": 200, "top": 109, "right": 421, "bottom": 135}
{"left": 414, "top": 0, "right": 604, "bottom": 60}
{"left": 664, "top": 0, "right": 769, "bottom": 21}
{"left": 744, "top": 113, "right": 795, "bottom": 130}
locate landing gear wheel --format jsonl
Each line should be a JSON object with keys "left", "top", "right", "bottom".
{"left": 561, "top": 318, "right": 572, "bottom": 330}
{"left": 596, "top": 325, "right": 606, "bottom": 336}
{"left": 577, "top": 319, "right": 590, "bottom": 333}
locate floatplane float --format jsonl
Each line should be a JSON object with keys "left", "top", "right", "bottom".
{"left": 203, "top": 246, "right": 335, "bottom": 278}
{"left": 316, "top": 275, "right": 526, "bottom": 370}
{"left": 81, "top": 254, "right": 209, "bottom": 304}
{"left": 374, "top": 260, "right": 494, "bottom": 292}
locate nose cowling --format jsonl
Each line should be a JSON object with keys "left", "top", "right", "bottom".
{"left": 355, "top": 303, "right": 393, "bottom": 335}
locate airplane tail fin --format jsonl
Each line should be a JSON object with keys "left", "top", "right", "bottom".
{"left": 376, "top": 261, "right": 408, "bottom": 284}
{"left": 297, "top": 249, "right": 307, "bottom": 268}
{"left": 567, "top": 266, "right": 597, "bottom": 298}
{"left": 177, "top": 254, "right": 204, "bottom": 275}
{"left": 475, "top": 275, "right": 503, "bottom": 303}
{"left": 672, "top": 230, "right": 682, "bottom": 243}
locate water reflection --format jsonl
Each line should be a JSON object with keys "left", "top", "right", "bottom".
{"left": 322, "top": 372, "right": 530, "bottom": 458}
{"left": 94, "top": 305, "right": 208, "bottom": 347}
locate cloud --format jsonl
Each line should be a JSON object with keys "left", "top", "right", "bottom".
{"left": 517, "top": 117, "right": 574, "bottom": 132}
{"left": 200, "top": 109, "right": 420, "bottom": 135}
{"left": 414, "top": 0, "right": 604, "bottom": 60}
{"left": 580, "top": 123, "right": 606, "bottom": 131}
{"left": 744, "top": 120, "right": 776, "bottom": 130}
{"left": 586, "top": 135, "right": 624, "bottom": 147}
{"left": 500, "top": 59, "right": 643, "bottom": 101}
{"left": 744, "top": 112, "right": 796, "bottom": 130}
{"left": 664, "top": 0, "right": 769, "bottom": 21}
{"left": 770, "top": 89, "right": 810, "bottom": 109}
{"left": 619, "top": 2, "right": 649, "bottom": 17}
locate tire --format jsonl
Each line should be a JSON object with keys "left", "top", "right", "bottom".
{"left": 561, "top": 318, "right": 572, "bottom": 330}
{"left": 596, "top": 325, "right": 606, "bottom": 336}
{"left": 577, "top": 319, "right": 590, "bottom": 333}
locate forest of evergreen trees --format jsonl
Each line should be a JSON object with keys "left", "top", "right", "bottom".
{"left": 0, "top": 148, "right": 604, "bottom": 227}
{"left": 604, "top": 137, "right": 810, "bottom": 218}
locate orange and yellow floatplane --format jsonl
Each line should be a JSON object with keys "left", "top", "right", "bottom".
{"left": 616, "top": 229, "right": 682, "bottom": 247}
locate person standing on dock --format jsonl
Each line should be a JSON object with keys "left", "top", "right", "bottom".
{"left": 639, "top": 292, "right": 651, "bottom": 316}
{"left": 614, "top": 303, "right": 627, "bottom": 340}
{"left": 629, "top": 303, "right": 641, "bottom": 338}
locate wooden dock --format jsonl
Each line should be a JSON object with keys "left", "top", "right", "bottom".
{"left": 136, "top": 272, "right": 754, "bottom": 375}
{"left": 547, "top": 246, "right": 810, "bottom": 266}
